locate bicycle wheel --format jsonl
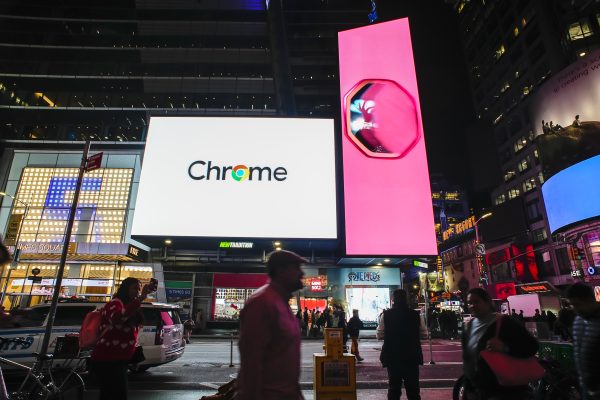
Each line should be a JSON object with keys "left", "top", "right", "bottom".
{"left": 453, "top": 375, "right": 466, "bottom": 400}
{"left": 47, "top": 369, "right": 85, "bottom": 400}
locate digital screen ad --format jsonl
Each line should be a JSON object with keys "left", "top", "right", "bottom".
{"left": 338, "top": 18, "right": 437, "bottom": 256}
{"left": 542, "top": 154, "right": 600, "bottom": 233}
{"left": 132, "top": 117, "right": 337, "bottom": 239}
{"left": 531, "top": 49, "right": 600, "bottom": 178}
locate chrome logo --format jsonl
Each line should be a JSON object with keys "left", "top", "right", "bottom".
{"left": 188, "top": 160, "right": 287, "bottom": 182}
{"left": 232, "top": 165, "right": 249, "bottom": 181}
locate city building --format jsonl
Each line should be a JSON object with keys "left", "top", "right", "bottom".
{"left": 453, "top": 0, "right": 600, "bottom": 288}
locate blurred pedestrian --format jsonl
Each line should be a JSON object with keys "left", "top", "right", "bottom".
{"left": 347, "top": 309, "right": 364, "bottom": 362}
{"left": 379, "top": 289, "right": 423, "bottom": 400}
{"left": 183, "top": 318, "right": 195, "bottom": 344}
{"left": 235, "top": 250, "right": 307, "bottom": 400}
{"left": 462, "top": 288, "right": 538, "bottom": 400}
{"left": 91, "top": 277, "right": 156, "bottom": 400}
{"left": 303, "top": 307, "right": 309, "bottom": 336}
{"left": 566, "top": 283, "right": 600, "bottom": 400}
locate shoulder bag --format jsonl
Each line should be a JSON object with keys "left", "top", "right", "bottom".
{"left": 479, "top": 315, "right": 545, "bottom": 387}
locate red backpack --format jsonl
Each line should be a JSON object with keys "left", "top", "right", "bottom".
{"left": 79, "top": 305, "right": 109, "bottom": 349}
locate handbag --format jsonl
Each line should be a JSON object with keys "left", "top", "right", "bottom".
{"left": 479, "top": 315, "right": 545, "bottom": 387}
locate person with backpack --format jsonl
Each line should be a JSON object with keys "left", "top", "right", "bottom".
{"left": 89, "top": 277, "right": 156, "bottom": 400}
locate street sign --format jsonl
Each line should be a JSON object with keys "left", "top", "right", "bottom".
{"left": 85, "top": 152, "right": 103, "bottom": 172}
{"left": 413, "top": 260, "right": 428, "bottom": 269}
{"left": 475, "top": 243, "right": 486, "bottom": 256}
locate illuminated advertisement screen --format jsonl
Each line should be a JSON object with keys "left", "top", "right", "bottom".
{"left": 531, "top": 49, "right": 600, "bottom": 178}
{"left": 542, "top": 155, "right": 600, "bottom": 233}
{"left": 131, "top": 117, "right": 337, "bottom": 239}
{"left": 338, "top": 18, "right": 437, "bottom": 256}
{"left": 345, "top": 287, "right": 390, "bottom": 322}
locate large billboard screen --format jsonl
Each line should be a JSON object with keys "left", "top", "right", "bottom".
{"left": 338, "top": 18, "right": 437, "bottom": 256}
{"left": 542, "top": 155, "right": 600, "bottom": 233}
{"left": 531, "top": 50, "right": 600, "bottom": 178}
{"left": 132, "top": 117, "right": 337, "bottom": 239}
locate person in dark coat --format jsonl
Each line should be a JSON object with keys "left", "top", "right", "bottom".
{"left": 566, "top": 283, "right": 600, "bottom": 400}
{"left": 462, "top": 288, "right": 539, "bottom": 400}
{"left": 347, "top": 309, "right": 364, "bottom": 362}
{"left": 379, "top": 289, "right": 423, "bottom": 400}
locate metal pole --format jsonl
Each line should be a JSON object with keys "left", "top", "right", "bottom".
{"left": 229, "top": 331, "right": 235, "bottom": 367}
{"left": 39, "top": 141, "right": 91, "bottom": 359}
{"left": 424, "top": 274, "right": 435, "bottom": 365}
{"left": 1, "top": 201, "right": 29, "bottom": 307}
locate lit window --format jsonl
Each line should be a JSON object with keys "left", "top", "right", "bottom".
{"left": 514, "top": 137, "right": 527, "bottom": 153}
{"left": 504, "top": 170, "right": 517, "bottom": 182}
{"left": 518, "top": 157, "right": 530, "bottom": 172}
{"left": 513, "top": 27, "right": 520, "bottom": 38}
{"left": 494, "top": 44, "right": 506, "bottom": 60}
{"left": 568, "top": 20, "right": 593, "bottom": 41}
{"left": 495, "top": 194, "right": 506, "bottom": 205}
{"left": 445, "top": 192, "right": 460, "bottom": 201}
{"left": 508, "top": 188, "right": 520, "bottom": 199}
{"left": 522, "top": 178, "right": 536, "bottom": 192}
{"left": 538, "top": 172, "right": 545, "bottom": 184}
{"left": 500, "top": 81, "right": 511, "bottom": 93}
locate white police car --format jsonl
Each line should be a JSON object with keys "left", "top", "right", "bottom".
{"left": 0, "top": 301, "right": 185, "bottom": 371}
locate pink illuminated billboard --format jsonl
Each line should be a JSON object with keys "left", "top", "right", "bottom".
{"left": 338, "top": 19, "right": 437, "bottom": 256}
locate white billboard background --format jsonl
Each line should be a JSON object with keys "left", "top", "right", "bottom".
{"left": 132, "top": 117, "right": 337, "bottom": 239}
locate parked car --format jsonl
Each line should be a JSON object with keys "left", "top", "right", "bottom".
{"left": 0, "top": 301, "right": 185, "bottom": 371}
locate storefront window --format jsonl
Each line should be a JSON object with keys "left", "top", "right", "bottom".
{"left": 1, "top": 263, "right": 152, "bottom": 309}
{"left": 214, "top": 288, "right": 257, "bottom": 321}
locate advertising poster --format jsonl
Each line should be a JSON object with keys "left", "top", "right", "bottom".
{"left": 338, "top": 18, "right": 437, "bottom": 256}
{"left": 531, "top": 49, "right": 600, "bottom": 178}
{"left": 132, "top": 117, "right": 337, "bottom": 240}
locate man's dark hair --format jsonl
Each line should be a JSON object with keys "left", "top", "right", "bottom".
{"left": 266, "top": 250, "right": 307, "bottom": 278}
{"left": 566, "top": 282, "right": 595, "bottom": 302}
{"left": 467, "top": 287, "right": 492, "bottom": 304}
{"left": 392, "top": 289, "right": 408, "bottom": 306}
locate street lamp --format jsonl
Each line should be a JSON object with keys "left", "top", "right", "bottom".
{"left": 0, "top": 192, "right": 30, "bottom": 307}
{"left": 474, "top": 212, "right": 492, "bottom": 244}
{"left": 473, "top": 212, "right": 492, "bottom": 287}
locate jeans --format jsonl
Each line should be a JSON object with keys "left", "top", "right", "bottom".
{"left": 387, "top": 363, "right": 420, "bottom": 400}
{"left": 91, "top": 360, "right": 129, "bottom": 400}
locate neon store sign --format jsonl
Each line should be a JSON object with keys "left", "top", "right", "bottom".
{"left": 348, "top": 271, "right": 380, "bottom": 282}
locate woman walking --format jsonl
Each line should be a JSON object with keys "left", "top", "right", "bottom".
{"left": 462, "top": 288, "right": 539, "bottom": 400}
{"left": 90, "top": 277, "right": 156, "bottom": 400}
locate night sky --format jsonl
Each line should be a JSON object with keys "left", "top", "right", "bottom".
{"left": 374, "top": 1, "right": 483, "bottom": 204}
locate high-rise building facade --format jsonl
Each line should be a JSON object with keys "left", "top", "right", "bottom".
{"left": 454, "top": 0, "right": 600, "bottom": 286}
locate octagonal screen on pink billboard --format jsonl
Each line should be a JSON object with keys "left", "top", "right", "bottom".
{"left": 339, "top": 18, "right": 437, "bottom": 256}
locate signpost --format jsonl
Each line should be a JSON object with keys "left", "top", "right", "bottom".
{"left": 38, "top": 141, "right": 91, "bottom": 360}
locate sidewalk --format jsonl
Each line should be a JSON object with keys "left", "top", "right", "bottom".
{"left": 192, "top": 329, "right": 382, "bottom": 340}
{"left": 87, "top": 388, "right": 453, "bottom": 399}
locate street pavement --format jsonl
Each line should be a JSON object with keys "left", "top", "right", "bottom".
{"left": 84, "top": 336, "right": 463, "bottom": 398}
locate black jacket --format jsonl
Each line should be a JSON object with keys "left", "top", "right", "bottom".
{"left": 380, "top": 306, "right": 423, "bottom": 366}
{"left": 347, "top": 316, "right": 364, "bottom": 337}
{"left": 572, "top": 309, "right": 600, "bottom": 397}
{"left": 462, "top": 314, "right": 539, "bottom": 396}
